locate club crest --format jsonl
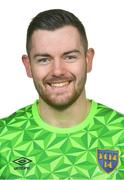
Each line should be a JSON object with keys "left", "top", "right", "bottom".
{"left": 97, "top": 149, "right": 119, "bottom": 173}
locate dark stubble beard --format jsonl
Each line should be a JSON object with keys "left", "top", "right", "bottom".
{"left": 32, "top": 71, "right": 87, "bottom": 110}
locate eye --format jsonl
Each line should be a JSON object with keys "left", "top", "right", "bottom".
{"left": 37, "top": 58, "right": 51, "bottom": 65}
{"left": 64, "top": 55, "right": 77, "bottom": 63}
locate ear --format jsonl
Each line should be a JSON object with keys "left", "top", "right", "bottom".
{"left": 86, "top": 48, "right": 95, "bottom": 73}
{"left": 22, "top": 55, "right": 32, "bottom": 78}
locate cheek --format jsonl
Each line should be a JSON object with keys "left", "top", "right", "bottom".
{"left": 31, "top": 66, "right": 48, "bottom": 81}
{"left": 71, "top": 62, "right": 86, "bottom": 77}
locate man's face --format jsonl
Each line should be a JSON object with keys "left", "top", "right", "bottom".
{"left": 23, "top": 26, "right": 94, "bottom": 109}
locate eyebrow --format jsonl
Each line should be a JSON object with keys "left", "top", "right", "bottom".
{"left": 33, "top": 53, "right": 51, "bottom": 58}
{"left": 33, "top": 49, "right": 81, "bottom": 59}
{"left": 63, "top": 49, "right": 80, "bottom": 56}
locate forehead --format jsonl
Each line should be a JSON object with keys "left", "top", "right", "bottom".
{"left": 30, "top": 26, "right": 84, "bottom": 54}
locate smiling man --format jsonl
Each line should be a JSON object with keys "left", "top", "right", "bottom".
{"left": 0, "top": 9, "right": 124, "bottom": 179}
{"left": 23, "top": 24, "right": 93, "bottom": 128}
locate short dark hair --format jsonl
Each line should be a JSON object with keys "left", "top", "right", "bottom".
{"left": 26, "top": 9, "right": 88, "bottom": 54}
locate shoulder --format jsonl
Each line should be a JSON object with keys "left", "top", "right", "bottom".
{"left": 94, "top": 101, "right": 124, "bottom": 123}
{"left": 96, "top": 102, "right": 124, "bottom": 115}
{"left": 0, "top": 103, "right": 33, "bottom": 126}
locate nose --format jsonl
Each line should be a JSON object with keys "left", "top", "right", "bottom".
{"left": 51, "top": 59, "right": 66, "bottom": 76}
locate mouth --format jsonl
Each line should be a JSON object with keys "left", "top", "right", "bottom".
{"left": 50, "top": 81, "right": 71, "bottom": 88}
{"left": 44, "top": 80, "right": 72, "bottom": 94}
{"left": 45, "top": 77, "right": 73, "bottom": 88}
{"left": 44, "top": 76, "right": 75, "bottom": 93}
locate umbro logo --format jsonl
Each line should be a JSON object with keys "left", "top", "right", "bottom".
{"left": 13, "top": 157, "right": 32, "bottom": 170}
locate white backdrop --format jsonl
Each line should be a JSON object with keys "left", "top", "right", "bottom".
{"left": 0, "top": 0, "right": 124, "bottom": 118}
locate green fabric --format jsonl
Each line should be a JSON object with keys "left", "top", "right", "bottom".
{"left": 0, "top": 100, "right": 124, "bottom": 179}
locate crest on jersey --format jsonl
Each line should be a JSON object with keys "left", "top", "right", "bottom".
{"left": 97, "top": 149, "right": 119, "bottom": 173}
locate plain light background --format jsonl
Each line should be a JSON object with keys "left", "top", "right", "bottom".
{"left": 0, "top": 0, "right": 124, "bottom": 118}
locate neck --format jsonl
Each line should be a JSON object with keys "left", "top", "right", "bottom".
{"left": 38, "top": 93, "right": 91, "bottom": 128}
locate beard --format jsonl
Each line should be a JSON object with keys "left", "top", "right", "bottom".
{"left": 32, "top": 71, "right": 87, "bottom": 110}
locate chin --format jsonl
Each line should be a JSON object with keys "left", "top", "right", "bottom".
{"left": 44, "top": 96, "right": 78, "bottom": 110}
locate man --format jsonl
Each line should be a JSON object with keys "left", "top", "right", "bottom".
{"left": 0, "top": 9, "right": 124, "bottom": 179}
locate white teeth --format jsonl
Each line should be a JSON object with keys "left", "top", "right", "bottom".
{"left": 51, "top": 82, "right": 69, "bottom": 87}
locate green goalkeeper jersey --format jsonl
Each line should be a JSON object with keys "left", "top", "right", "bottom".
{"left": 0, "top": 100, "right": 124, "bottom": 179}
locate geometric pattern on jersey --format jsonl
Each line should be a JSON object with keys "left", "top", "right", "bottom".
{"left": 0, "top": 100, "right": 124, "bottom": 179}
